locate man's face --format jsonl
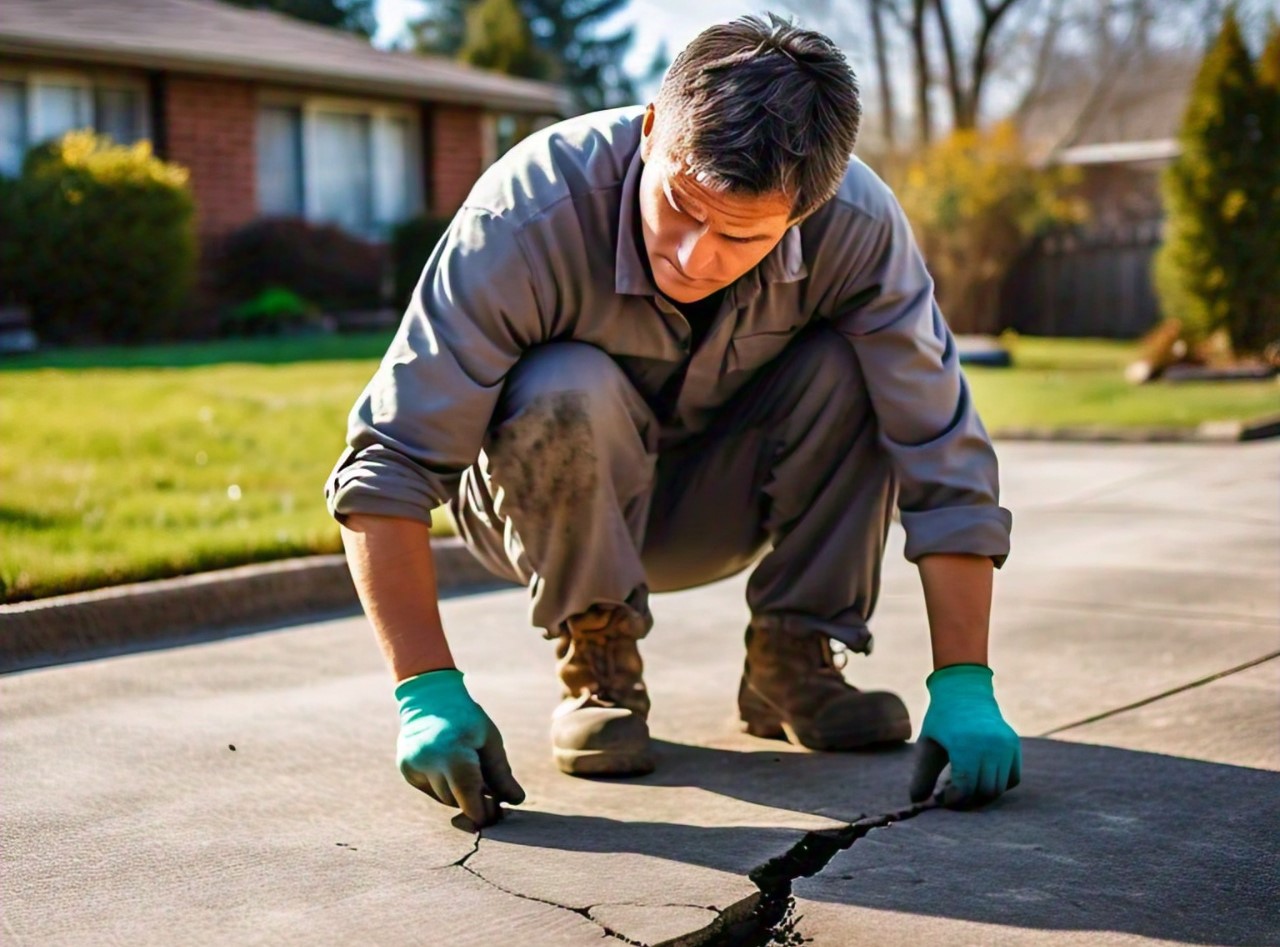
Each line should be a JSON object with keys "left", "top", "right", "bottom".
{"left": 638, "top": 106, "right": 795, "bottom": 304}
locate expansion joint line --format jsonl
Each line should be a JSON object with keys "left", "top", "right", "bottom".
{"left": 1040, "top": 649, "right": 1280, "bottom": 737}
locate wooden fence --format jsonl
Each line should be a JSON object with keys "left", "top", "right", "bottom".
{"left": 999, "top": 221, "right": 1164, "bottom": 339}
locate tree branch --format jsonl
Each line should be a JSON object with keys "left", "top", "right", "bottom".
{"left": 930, "top": 0, "right": 967, "bottom": 127}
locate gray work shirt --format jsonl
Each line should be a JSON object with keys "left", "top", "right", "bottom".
{"left": 326, "top": 107, "right": 1012, "bottom": 566}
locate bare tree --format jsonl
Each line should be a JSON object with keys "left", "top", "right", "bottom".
{"left": 868, "top": 0, "right": 898, "bottom": 149}
{"left": 930, "top": 0, "right": 1027, "bottom": 128}
{"left": 795, "top": 0, "right": 1277, "bottom": 150}
{"left": 798, "top": 0, "right": 1033, "bottom": 145}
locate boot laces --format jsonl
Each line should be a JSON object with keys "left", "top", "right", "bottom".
{"left": 773, "top": 632, "right": 847, "bottom": 678}
{"left": 577, "top": 629, "right": 621, "bottom": 690}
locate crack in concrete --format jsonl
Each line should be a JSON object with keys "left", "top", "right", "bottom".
{"left": 456, "top": 833, "right": 644, "bottom": 944}
{"left": 702, "top": 799, "right": 941, "bottom": 946}
{"left": 451, "top": 834, "right": 481, "bottom": 869}
{"left": 1041, "top": 648, "right": 1280, "bottom": 737}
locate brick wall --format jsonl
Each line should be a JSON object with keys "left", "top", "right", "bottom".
{"left": 162, "top": 75, "right": 257, "bottom": 244}
{"left": 429, "top": 105, "right": 485, "bottom": 215}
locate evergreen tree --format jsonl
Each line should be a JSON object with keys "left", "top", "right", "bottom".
{"left": 407, "top": 0, "right": 470, "bottom": 57}
{"left": 1154, "top": 7, "right": 1274, "bottom": 354}
{"left": 1260, "top": 20, "right": 1280, "bottom": 88}
{"left": 410, "top": 0, "right": 644, "bottom": 112}
{"left": 1254, "top": 20, "right": 1280, "bottom": 356}
{"left": 222, "top": 0, "right": 377, "bottom": 38}
{"left": 458, "top": 0, "right": 556, "bottom": 81}
{"left": 521, "top": 0, "right": 639, "bottom": 111}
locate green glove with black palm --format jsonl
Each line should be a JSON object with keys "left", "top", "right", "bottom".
{"left": 396, "top": 669, "right": 526, "bottom": 829}
{"left": 909, "top": 664, "right": 1021, "bottom": 808}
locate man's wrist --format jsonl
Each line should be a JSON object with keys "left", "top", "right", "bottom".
{"left": 925, "top": 663, "right": 996, "bottom": 698}
{"left": 395, "top": 667, "right": 467, "bottom": 705}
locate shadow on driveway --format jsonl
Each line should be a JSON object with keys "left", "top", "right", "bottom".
{"left": 485, "top": 738, "right": 1280, "bottom": 945}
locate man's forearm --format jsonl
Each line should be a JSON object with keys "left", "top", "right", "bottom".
{"left": 918, "top": 553, "right": 993, "bottom": 669}
{"left": 340, "top": 513, "right": 454, "bottom": 681}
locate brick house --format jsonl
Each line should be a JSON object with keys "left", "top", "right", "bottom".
{"left": 0, "top": 0, "right": 565, "bottom": 260}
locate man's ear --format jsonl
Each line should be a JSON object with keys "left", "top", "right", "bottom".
{"left": 640, "top": 104, "right": 656, "bottom": 161}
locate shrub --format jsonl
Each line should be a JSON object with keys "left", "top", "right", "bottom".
{"left": 218, "top": 218, "right": 386, "bottom": 312}
{"left": 0, "top": 176, "right": 19, "bottom": 306}
{"left": 391, "top": 215, "right": 452, "bottom": 306}
{"left": 892, "top": 122, "right": 1085, "bottom": 335}
{"left": 2, "top": 131, "right": 196, "bottom": 344}
{"left": 221, "top": 286, "right": 318, "bottom": 337}
{"left": 1155, "top": 10, "right": 1279, "bottom": 356}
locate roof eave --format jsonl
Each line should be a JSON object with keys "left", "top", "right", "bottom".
{"left": 1054, "top": 139, "right": 1181, "bottom": 166}
{"left": 0, "top": 35, "right": 569, "bottom": 115}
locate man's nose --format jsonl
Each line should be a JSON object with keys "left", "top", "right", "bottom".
{"left": 676, "top": 225, "right": 717, "bottom": 278}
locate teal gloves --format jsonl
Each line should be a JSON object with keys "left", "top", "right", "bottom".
{"left": 909, "top": 664, "right": 1021, "bottom": 808}
{"left": 395, "top": 669, "right": 525, "bottom": 828}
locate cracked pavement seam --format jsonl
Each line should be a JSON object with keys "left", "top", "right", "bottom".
{"left": 704, "top": 798, "right": 942, "bottom": 946}
{"left": 455, "top": 833, "right": 645, "bottom": 945}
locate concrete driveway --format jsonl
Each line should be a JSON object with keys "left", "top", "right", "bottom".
{"left": 3, "top": 441, "right": 1278, "bottom": 946}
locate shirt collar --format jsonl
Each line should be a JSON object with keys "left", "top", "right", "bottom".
{"left": 614, "top": 146, "right": 809, "bottom": 300}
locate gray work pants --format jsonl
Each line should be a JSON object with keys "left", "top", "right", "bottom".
{"left": 449, "top": 325, "right": 896, "bottom": 651}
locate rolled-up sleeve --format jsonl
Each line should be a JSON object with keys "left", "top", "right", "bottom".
{"left": 325, "top": 208, "right": 543, "bottom": 526}
{"left": 831, "top": 188, "right": 1012, "bottom": 567}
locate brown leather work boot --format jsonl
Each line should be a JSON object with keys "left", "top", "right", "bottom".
{"left": 738, "top": 619, "right": 911, "bottom": 751}
{"left": 550, "top": 604, "right": 654, "bottom": 776}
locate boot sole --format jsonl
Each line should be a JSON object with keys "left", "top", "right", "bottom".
{"left": 739, "top": 696, "right": 912, "bottom": 751}
{"left": 554, "top": 746, "right": 655, "bottom": 777}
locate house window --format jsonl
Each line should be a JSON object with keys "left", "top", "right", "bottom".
{"left": 256, "top": 97, "right": 423, "bottom": 239}
{"left": 483, "top": 112, "right": 555, "bottom": 166}
{"left": 31, "top": 79, "right": 92, "bottom": 143}
{"left": 94, "top": 87, "right": 146, "bottom": 145}
{"left": 0, "top": 81, "right": 26, "bottom": 176}
{"left": 257, "top": 105, "right": 304, "bottom": 216}
{"left": 0, "top": 72, "right": 150, "bottom": 177}
{"left": 310, "top": 109, "right": 374, "bottom": 234}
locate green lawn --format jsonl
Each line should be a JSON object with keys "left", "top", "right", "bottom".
{"left": 0, "top": 331, "right": 451, "bottom": 603}
{"left": 1, "top": 334, "right": 1276, "bottom": 602}
{"left": 966, "top": 337, "right": 1279, "bottom": 430}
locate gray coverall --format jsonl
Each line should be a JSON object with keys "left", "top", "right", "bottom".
{"left": 325, "top": 107, "right": 1012, "bottom": 652}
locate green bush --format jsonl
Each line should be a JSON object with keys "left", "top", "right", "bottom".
{"left": 2, "top": 131, "right": 196, "bottom": 344}
{"left": 1154, "top": 10, "right": 1280, "bottom": 356}
{"left": 391, "top": 215, "right": 452, "bottom": 306}
{"left": 219, "top": 218, "right": 386, "bottom": 312}
{"left": 221, "top": 286, "right": 318, "bottom": 337}
{"left": 0, "top": 176, "right": 19, "bottom": 306}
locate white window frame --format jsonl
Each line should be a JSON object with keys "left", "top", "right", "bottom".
{"left": 258, "top": 91, "right": 424, "bottom": 238}
{"left": 28, "top": 71, "right": 94, "bottom": 143}
{"left": 2, "top": 68, "right": 152, "bottom": 148}
{"left": 304, "top": 96, "right": 424, "bottom": 235}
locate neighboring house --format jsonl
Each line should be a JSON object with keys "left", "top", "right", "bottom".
{"left": 1020, "top": 52, "right": 1194, "bottom": 228}
{"left": 0, "top": 0, "right": 566, "bottom": 254}
{"left": 1001, "top": 53, "right": 1196, "bottom": 338}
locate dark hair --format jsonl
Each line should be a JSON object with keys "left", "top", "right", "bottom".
{"left": 653, "top": 13, "right": 861, "bottom": 219}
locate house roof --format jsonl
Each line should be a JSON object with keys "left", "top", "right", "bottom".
{"left": 0, "top": 0, "right": 568, "bottom": 114}
{"left": 1016, "top": 52, "right": 1196, "bottom": 164}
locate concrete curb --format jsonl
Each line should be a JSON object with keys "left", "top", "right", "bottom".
{"left": 4, "top": 419, "right": 1277, "bottom": 671}
{"left": 0, "top": 538, "right": 509, "bottom": 673}
{"left": 991, "top": 413, "right": 1280, "bottom": 443}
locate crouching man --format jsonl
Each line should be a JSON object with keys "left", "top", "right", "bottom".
{"left": 327, "top": 14, "right": 1020, "bottom": 828}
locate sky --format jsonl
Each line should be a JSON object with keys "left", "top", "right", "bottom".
{"left": 368, "top": 0, "right": 1026, "bottom": 124}
{"left": 372, "top": 0, "right": 784, "bottom": 98}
